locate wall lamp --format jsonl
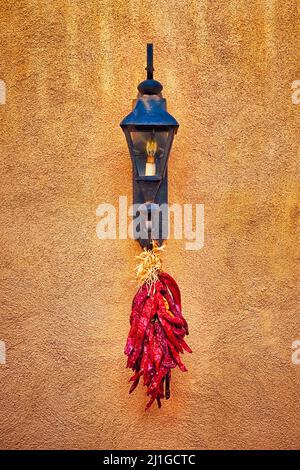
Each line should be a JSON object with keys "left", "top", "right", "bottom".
{"left": 120, "top": 44, "right": 179, "bottom": 249}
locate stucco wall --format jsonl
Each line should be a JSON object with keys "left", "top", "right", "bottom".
{"left": 0, "top": 0, "right": 300, "bottom": 450}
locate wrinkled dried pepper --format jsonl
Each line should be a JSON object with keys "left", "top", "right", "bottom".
{"left": 124, "top": 244, "right": 192, "bottom": 410}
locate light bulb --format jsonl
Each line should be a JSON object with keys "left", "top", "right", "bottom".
{"left": 145, "top": 139, "right": 157, "bottom": 176}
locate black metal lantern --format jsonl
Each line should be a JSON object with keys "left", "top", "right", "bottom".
{"left": 120, "top": 44, "right": 179, "bottom": 249}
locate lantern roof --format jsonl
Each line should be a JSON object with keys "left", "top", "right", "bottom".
{"left": 120, "top": 43, "right": 179, "bottom": 129}
{"left": 120, "top": 95, "right": 178, "bottom": 128}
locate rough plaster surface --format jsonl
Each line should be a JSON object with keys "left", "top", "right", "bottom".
{"left": 0, "top": 0, "right": 299, "bottom": 450}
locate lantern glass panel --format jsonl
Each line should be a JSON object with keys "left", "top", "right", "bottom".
{"left": 130, "top": 129, "right": 169, "bottom": 178}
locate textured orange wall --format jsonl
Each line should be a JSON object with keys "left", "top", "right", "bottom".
{"left": 0, "top": 0, "right": 300, "bottom": 450}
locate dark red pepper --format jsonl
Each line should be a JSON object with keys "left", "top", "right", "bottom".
{"left": 124, "top": 273, "right": 191, "bottom": 410}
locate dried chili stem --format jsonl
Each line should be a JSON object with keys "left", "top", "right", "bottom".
{"left": 135, "top": 241, "right": 165, "bottom": 290}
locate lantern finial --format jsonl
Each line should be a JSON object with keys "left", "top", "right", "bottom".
{"left": 137, "top": 43, "right": 163, "bottom": 95}
{"left": 146, "top": 43, "right": 154, "bottom": 80}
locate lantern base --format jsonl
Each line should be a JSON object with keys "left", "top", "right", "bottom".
{"left": 133, "top": 173, "right": 168, "bottom": 249}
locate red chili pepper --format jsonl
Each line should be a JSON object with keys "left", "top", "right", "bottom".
{"left": 177, "top": 336, "right": 193, "bottom": 354}
{"left": 125, "top": 285, "right": 148, "bottom": 356}
{"left": 129, "top": 375, "right": 140, "bottom": 394}
{"left": 153, "top": 321, "right": 163, "bottom": 370}
{"left": 159, "top": 272, "right": 181, "bottom": 309}
{"left": 159, "top": 276, "right": 189, "bottom": 334}
{"left": 157, "top": 314, "right": 184, "bottom": 353}
{"left": 154, "top": 320, "right": 176, "bottom": 369}
{"left": 165, "top": 370, "right": 171, "bottom": 399}
{"left": 143, "top": 323, "right": 155, "bottom": 386}
{"left": 167, "top": 338, "right": 188, "bottom": 372}
{"left": 125, "top": 273, "right": 191, "bottom": 410}
{"left": 127, "top": 296, "right": 155, "bottom": 368}
{"left": 148, "top": 365, "right": 168, "bottom": 396}
{"left": 156, "top": 292, "right": 186, "bottom": 327}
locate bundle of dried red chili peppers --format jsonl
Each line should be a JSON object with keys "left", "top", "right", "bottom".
{"left": 125, "top": 244, "right": 191, "bottom": 410}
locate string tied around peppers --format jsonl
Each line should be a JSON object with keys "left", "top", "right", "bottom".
{"left": 125, "top": 241, "right": 192, "bottom": 410}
